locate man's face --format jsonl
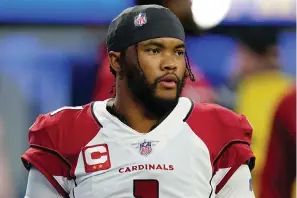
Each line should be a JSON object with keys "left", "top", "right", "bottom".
{"left": 122, "top": 37, "right": 187, "bottom": 116}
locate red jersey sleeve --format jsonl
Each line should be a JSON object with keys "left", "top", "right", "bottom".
{"left": 186, "top": 102, "right": 255, "bottom": 194}
{"left": 21, "top": 104, "right": 101, "bottom": 198}
{"left": 213, "top": 107, "right": 255, "bottom": 193}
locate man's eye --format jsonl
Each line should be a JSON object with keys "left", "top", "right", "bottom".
{"left": 176, "top": 51, "right": 185, "bottom": 56}
{"left": 146, "top": 48, "right": 160, "bottom": 54}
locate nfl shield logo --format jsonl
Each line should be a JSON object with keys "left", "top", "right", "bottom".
{"left": 134, "top": 12, "right": 147, "bottom": 27}
{"left": 139, "top": 140, "right": 152, "bottom": 156}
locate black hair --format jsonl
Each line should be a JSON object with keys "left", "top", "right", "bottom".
{"left": 185, "top": 51, "right": 195, "bottom": 81}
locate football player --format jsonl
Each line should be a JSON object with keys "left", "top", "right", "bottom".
{"left": 23, "top": 5, "right": 256, "bottom": 198}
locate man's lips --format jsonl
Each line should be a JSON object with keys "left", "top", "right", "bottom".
{"left": 159, "top": 75, "right": 178, "bottom": 88}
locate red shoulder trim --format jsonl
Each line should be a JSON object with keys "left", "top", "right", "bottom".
{"left": 21, "top": 147, "right": 70, "bottom": 198}
{"left": 187, "top": 102, "right": 253, "bottom": 162}
{"left": 22, "top": 102, "right": 102, "bottom": 197}
{"left": 186, "top": 102, "right": 255, "bottom": 194}
{"left": 214, "top": 143, "right": 255, "bottom": 193}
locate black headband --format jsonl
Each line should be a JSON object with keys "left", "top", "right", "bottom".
{"left": 106, "top": 5, "right": 185, "bottom": 52}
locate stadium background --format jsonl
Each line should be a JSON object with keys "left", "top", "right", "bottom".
{"left": 0, "top": 0, "right": 295, "bottom": 197}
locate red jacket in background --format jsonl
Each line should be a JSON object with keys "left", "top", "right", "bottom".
{"left": 260, "top": 86, "right": 296, "bottom": 198}
{"left": 92, "top": 45, "right": 215, "bottom": 103}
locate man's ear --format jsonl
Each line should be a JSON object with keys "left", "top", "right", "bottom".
{"left": 108, "top": 51, "right": 122, "bottom": 73}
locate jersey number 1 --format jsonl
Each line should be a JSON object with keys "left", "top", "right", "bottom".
{"left": 133, "top": 180, "right": 159, "bottom": 198}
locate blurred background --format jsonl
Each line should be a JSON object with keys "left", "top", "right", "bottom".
{"left": 0, "top": 0, "right": 295, "bottom": 197}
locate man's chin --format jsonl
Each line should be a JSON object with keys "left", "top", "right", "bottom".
{"left": 154, "top": 91, "right": 178, "bottom": 101}
{"left": 145, "top": 95, "right": 178, "bottom": 117}
{"left": 153, "top": 94, "right": 179, "bottom": 109}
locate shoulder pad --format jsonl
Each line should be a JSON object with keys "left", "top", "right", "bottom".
{"left": 211, "top": 104, "right": 253, "bottom": 132}
{"left": 29, "top": 106, "right": 83, "bottom": 148}
{"left": 191, "top": 103, "right": 252, "bottom": 132}
{"left": 22, "top": 103, "right": 102, "bottom": 196}
{"left": 199, "top": 103, "right": 252, "bottom": 143}
{"left": 187, "top": 102, "right": 253, "bottom": 160}
{"left": 29, "top": 103, "right": 101, "bottom": 154}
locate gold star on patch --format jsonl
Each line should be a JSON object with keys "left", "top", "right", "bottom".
{"left": 93, "top": 165, "right": 97, "bottom": 169}
{"left": 99, "top": 164, "right": 103, "bottom": 169}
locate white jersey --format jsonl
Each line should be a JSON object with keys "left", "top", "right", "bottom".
{"left": 22, "top": 97, "right": 255, "bottom": 198}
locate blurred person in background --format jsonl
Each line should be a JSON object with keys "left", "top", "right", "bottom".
{"left": 260, "top": 85, "right": 296, "bottom": 198}
{"left": 232, "top": 27, "right": 292, "bottom": 196}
